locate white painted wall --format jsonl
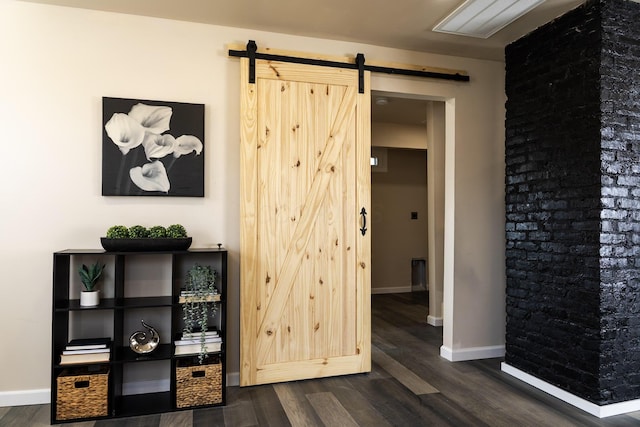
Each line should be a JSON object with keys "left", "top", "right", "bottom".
{"left": 372, "top": 69, "right": 506, "bottom": 359}
{"left": 0, "top": 0, "right": 505, "bottom": 402}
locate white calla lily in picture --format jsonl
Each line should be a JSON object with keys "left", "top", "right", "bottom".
{"left": 129, "top": 160, "right": 171, "bottom": 193}
{"left": 174, "top": 135, "right": 203, "bottom": 158}
{"left": 142, "top": 133, "right": 176, "bottom": 160}
{"left": 128, "top": 103, "right": 173, "bottom": 134}
{"left": 104, "top": 113, "right": 146, "bottom": 155}
{"left": 102, "top": 97, "right": 204, "bottom": 197}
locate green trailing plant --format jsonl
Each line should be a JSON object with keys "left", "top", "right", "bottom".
{"left": 129, "top": 225, "right": 149, "bottom": 238}
{"left": 106, "top": 225, "right": 130, "bottom": 239}
{"left": 167, "top": 224, "right": 187, "bottom": 238}
{"left": 78, "top": 262, "right": 105, "bottom": 292}
{"left": 148, "top": 225, "right": 167, "bottom": 238}
{"left": 182, "top": 264, "right": 218, "bottom": 364}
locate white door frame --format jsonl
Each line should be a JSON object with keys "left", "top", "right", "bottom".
{"left": 370, "top": 84, "right": 455, "bottom": 357}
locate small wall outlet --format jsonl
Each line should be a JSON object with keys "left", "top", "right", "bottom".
{"left": 411, "top": 212, "right": 418, "bottom": 220}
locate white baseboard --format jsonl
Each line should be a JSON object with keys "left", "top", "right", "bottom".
{"left": 501, "top": 363, "right": 640, "bottom": 418}
{"left": 227, "top": 371, "right": 239, "bottom": 386}
{"left": 440, "top": 344, "right": 505, "bottom": 362}
{"left": 427, "top": 315, "right": 443, "bottom": 326}
{"left": 0, "top": 372, "right": 241, "bottom": 408}
{"left": 0, "top": 389, "right": 49, "bottom": 407}
{"left": 371, "top": 286, "right": 412, "bottom": 294}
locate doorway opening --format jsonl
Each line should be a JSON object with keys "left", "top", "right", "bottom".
{"left": 370, "top": 92, "right": 446, "bottom": 333}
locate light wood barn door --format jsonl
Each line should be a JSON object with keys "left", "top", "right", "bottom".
{"left": 240, "top": 58, "right": 371, "bottom": 386}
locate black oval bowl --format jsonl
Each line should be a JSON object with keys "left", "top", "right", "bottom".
{"left": 100, "top": 237, "right": 192, "bottom": 252}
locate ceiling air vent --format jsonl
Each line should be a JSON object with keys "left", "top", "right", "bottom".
{"left": 433, "top": 0, "right": 546, "bottom": 39}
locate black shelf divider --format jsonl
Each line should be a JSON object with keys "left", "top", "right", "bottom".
{"left": 116, "top": 391, "right": 172, "bottom": 417}
{"left": 115, "top": 344, "right": 173, "bottom": 363}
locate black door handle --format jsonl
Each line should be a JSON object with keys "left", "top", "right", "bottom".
{"left": 360, "top": 207, "right": 367, "bottom": 236}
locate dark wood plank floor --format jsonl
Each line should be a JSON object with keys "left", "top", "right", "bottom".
{"left": 5, "top": 292, "right": 640, "bottom": 426}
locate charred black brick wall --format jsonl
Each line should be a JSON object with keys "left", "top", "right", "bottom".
{"left": 506, "top": 0, "right": 640, "bottom": 405}
{"left": 598, "top": 0, "right": 640, "bottom": 404}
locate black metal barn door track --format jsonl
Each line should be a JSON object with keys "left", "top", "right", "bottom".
{"left": 229, "top": 40, "right": 470, "bottom": 93}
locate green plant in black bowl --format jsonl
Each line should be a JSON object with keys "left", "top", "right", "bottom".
{"left": 167, "top": 224, "right": 187, "bottom": 238}
{"left": 101, "top": 223, "right": 191, "bottom": 251}
{"left": 106, "top": 225, "right": 130, "bottom": 239}
{"left": 129, "top": 225, "right": 149, "bottom": 238}
{"left": 149, "top": 225, "right": 167, "bottom": 238}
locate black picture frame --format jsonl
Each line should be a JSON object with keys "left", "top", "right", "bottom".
{"left": 102, "top": 97, "right": 205, "bottom": 197}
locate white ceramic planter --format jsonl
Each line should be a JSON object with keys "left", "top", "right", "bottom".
{"left": 80, "top": 290, "right": 100, "bottom": 307}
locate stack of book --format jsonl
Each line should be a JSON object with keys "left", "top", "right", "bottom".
{"left": 174, "top": 331, "right": 222, "bottom": 356}
{"left": 178, "top": 289, "right": 220, "bottom": 303}
{"left": 60, "top": 337, "right": 111, "bottom": 365}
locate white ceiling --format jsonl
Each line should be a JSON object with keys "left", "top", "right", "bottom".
{"left": 22, "top": 0, "right": 585, "bottom": 61}
{"left": 21, "top": 0, "right": 586, "bottom": 126}
{"left": 372, "top": 95, "right": 428, "bottom": 126}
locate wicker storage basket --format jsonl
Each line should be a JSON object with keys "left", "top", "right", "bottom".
{"left": 56, "top": 366, "right": 109, "bottom": 421}
{"left": 176, "top": 358, "right": 222, "bottom": 408}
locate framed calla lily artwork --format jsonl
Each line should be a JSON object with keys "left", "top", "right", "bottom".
{"left": 102, "top": 97, "right": 205, "bottom": 197}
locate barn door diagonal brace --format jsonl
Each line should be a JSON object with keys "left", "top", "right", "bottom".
{"left": 229, "top": 40, "right": 470, "bottom": 90}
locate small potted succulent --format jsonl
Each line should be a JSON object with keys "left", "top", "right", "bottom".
{"left": 78, "top": 261, "right": 105, "bottom": 306}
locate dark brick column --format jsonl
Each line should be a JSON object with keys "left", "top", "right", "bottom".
{"left": 598, "top": 0, "right": 640, "bottom": 404}
{"left": 506, "top": 0, "right": 640, "bottom": 405}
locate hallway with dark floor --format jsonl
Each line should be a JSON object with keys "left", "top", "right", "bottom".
{"left": 3, "top": 293, "right": 640, "bottom": 426}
